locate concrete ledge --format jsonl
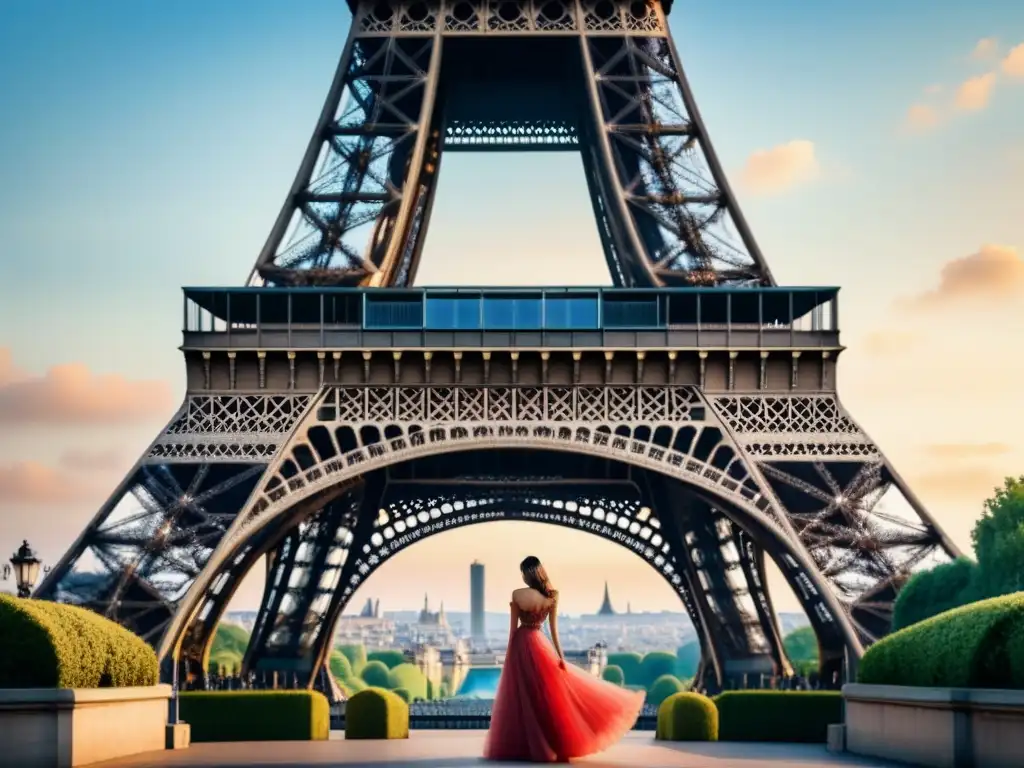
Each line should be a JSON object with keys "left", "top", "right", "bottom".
{"left": 843, "top": 683, "right": 1024, "bottom": 768}
{"left": 0, "top": 685, "right": 173, "bottom": 767}
{"left": 166, "top": 722, "right": 191, "bottom": 750}
{"left": 826, "top": 723, "right": 845, "bottom": 754}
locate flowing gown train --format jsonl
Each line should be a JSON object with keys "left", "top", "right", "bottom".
{"left": 483, "top": 603, "right": 644, "bottom": 762}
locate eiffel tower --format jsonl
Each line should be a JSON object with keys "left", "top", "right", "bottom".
{"left": 35, "top": 0, "right": 960, "bottom": 695}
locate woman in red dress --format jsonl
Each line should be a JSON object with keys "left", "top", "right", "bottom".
{"left": 483, "top": 556, "right": 645, "bottom": 762}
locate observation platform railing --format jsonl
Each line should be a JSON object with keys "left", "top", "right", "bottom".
{"left": 181, "top": 286, "right": 841, "bottom": 351}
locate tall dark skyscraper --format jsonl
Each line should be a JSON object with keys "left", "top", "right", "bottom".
{"left": 470, "top": 561, "right": 485, "bottom": 645}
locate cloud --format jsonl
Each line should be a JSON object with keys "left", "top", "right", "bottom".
{"left": 1003, "top": 43, "right": 1024, "bottom": 78}
{"left": 58, "top": 448, "right": 132, "bottom": 474}
{"left": 0, "top": 461, "right": 108, "bottom": 505}
{"left": 923, "top": 84, "right": 944, "bottom": 95}
{"left": 970, "top": 38, "right": 999, "bottom": 60}
{"left": 904, "top": 104, "right": 940, "bottom": 133}
{"left": 738, "top": 140, "right": 820, "bottom": 196}
{"left": 912, "top": 466, "right": 1008, "bottom": 504}
{"left": 903, "top": 244, "right": 1024, "bottom": 309}
{"left": 0, "top": 348, "right": 174, "bottom": 425}
{"left": 861, "top": 331, "right": 920, "bottom": 356}
{"left": 954, "top": 72, "right": 997, "bottom": 111}
{"left": 924, "top": 443, "right": 1012, "bottom": 460}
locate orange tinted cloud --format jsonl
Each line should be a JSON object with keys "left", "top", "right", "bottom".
{"left": 0, "top": 348, "right": 174, "bottom": 425}
{"left": 904, "top": 244, "right": 1024, "bottom": 309}
{"left": 861, "top": 330, "right": 920, "bottom": 356}
{"left": 904, "top": 104, "right": 940, "bottom": 133}
{"left": 0, "top": 461, "right": 108, "bottom": 505}
{"left": 738, "top": 140, "right": 820, "bottom": 196}
{"left": 924, "top": 443, "right": 1012, "bottom": 460}
{"left": 1003, "top": 43, "right": 1024, "bottom": 78}
{"left": 954, "top": 73, "right": 997, "bottom": 111}
{"left": 58, "top": 448, "right": 132, "bottom": 474}
{"left": 912, "top": 466, "right": 1008, "bottom": 504}
{"left": 970, "top": 38, "right": 999, "bottom": 61}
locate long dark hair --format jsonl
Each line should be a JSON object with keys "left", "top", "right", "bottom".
{"left": 520, "top": 555, "right": 555, "bottom": 598}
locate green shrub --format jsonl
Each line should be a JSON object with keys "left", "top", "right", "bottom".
{"left": 210, "top": 623, "right": 250, "bottom": 658}
{"left": 426, "top": 679, "right": 434, "bottom": 699}
{"left": 640, "top": 652, "right": 678, "bottom": 688}
{"left": 386, "top": 663, "right": 427, "bottom": 700}
{"left": 179, "top": 690, "right": 329, "bottom": 742}
{"left": 647, "top": 674, "right": 686, "bottom": 707}
{"left": 858, "top": 592, "right": 1024, "bottom": 689}
{"left": 345, "top": 687, "right": 409, "bottom": 740}
{"left": 675, "top": 641, "right": 701, "bottom": 678}
{"left": 360, "top": 659, "right": 391, "bottom": 688}
{"left": 391, "top": 687, "right": 411, "bottom": 703}
{"left": 367, "top": 650, "right": 406, "bottom": 669}
{"left": 602, "top": 664, "right": 625, "bottom": 686}
{"left": 892, "top": 558, "right": 979, "bottom": 631}
{"left": 656, "top": 692, "right": 718, "bottom": 741}
{"left": 209, "top": 650, "right": 242, "bottom": 676}
{"left": 714, "top": 691, "right": 842, "bottom": 743}
{"left": 0, "top": 596, "right": 157, "bottom": 688}
{"left": 607, "top": 652, "right": 643, "bottom": 685}
{"left": 329, "top": 649, "right": 354, "bottom": 680}
{"left": 338, "top": 644, "right": 368, "bottom": 675}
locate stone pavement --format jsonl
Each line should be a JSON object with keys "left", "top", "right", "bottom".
{"left": 95, "top": 731, "right": 896, "bottom": 768}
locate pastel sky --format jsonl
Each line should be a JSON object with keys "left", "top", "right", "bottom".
{"left": 1, "top": 1, "right": 1023, "bottom": 617}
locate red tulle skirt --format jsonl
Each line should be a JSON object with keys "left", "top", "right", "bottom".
{"left": 483, "top": 627, "right": 645, "bottom": 762}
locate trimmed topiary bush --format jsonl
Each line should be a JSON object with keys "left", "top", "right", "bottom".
{"left": 858, "top": 592, "right": 1024, "bottom": 689}
{"left": 640, "top": 652, "right": 678, "bottom": 688}
{"left": 179, "top": 690, "right": 329, "bottom": 742}
{"left": 329, "top": 649, "right": 354, "bottom": 680}
{"left": 713, "top": 691, "right": 842, "bottom": 743}
{"left": 0, "top": 596, "right": 158, "bottom": 689}
{"left": 338, "top": 644, "right": 368, "bottom": 676}
{"left": 602, "top": 664, "right": 625, "bottom": 686}
{"left": 360, "top": 659, "right": 391, "bottom": 688}
{"left": 647, "top": 674, "right": 686, "bottom": 707}
{"left": 345, "top": 687, "right": 409, "bottom": 740}
{"left": 391, "top": 687, "right": 411, "bottom": 703}
{"left": 386, "top": 663, "right": 427, "bottom": 700}
{"left": 607, "top": 652, "right": 643, "bottom": 685}
{"left": 675, "top": 641, "right": 701, "bottom": 679}
{"left": 368, "top": 650, "right": 406, "bottom": 669}
{"left": 656, "top": 692, "right": 718, "bottom": 741}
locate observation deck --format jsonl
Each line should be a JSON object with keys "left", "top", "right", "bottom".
{"left": 180, "top": 286, "right": 842, "bottom": 394}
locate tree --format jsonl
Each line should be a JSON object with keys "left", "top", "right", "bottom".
{"left": 674, "top": 641, "right": 701, "bottom": 678}
{"left": 368, "top": 649, "right": 406, "bottom": 669}
{"left": 387, "top": 663, "right": 428, "bottom": 700}
{"left": 360, "top": 659, "right": 391, "bottom": 688}
{"left": 639, "top": 651, "right": 677, "bottom": 688}
{"left": 782, "top": 626, "right": 818, "bottom": 665}
{"left": 607, "top": 652, "right": 643, "bottom": 685}
{"left": 338, "top": 644, "right": 368, "bottom": 676}
{"left": 646, "top": 674, "right": 686, "bottom": 707}
{"left": 892, "top": 557, "right": 978, "bottom": 631}
{"left": 971, "top": 476, "right": 1024, "bottom": 597}
{"left": 602, "top": 665, "right": 625, "bottom": 686}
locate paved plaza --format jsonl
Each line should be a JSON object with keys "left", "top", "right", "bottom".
{"left": 95, "top": 731, "right": 895, "bottom": 768}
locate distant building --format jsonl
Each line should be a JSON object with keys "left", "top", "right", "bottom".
{"left": 418, "top": 593, "right": 449, "bottom": 627}
{"left": 359, "top": 598, "right": 381, "bottom": 618}
{"left": 470, "top": 561, "right": 485, "bottom": 647}
{"left": 597, "top": 581, "right": 616, "bottom": 616}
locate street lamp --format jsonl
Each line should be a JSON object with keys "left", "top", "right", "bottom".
{"left": 5, "top": 540, "right": 42, "bottom": 598}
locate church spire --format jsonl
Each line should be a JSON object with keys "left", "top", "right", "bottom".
{"left": 597, "top": 581, "right": 616, "bottom": 616}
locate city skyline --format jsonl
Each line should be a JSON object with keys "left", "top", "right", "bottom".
{"left": 1, "top": 2, "right": 1023, "bottom": 616}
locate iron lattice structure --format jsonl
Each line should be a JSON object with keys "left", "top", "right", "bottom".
{"left": 35, "top": 0, "right": 961, "bottom": 697}
{"left": 249, "top": 0, "right": 774, "bottom": 289}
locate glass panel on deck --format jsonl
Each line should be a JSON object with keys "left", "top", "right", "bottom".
{"left": 482, "top": 297, "right": 542, "bottom": 329}
{"left": 544, "top": 297, "right": 599, "bottom": 329}
{"left": 425, "top": 297, "right": 482, "bottom": 330}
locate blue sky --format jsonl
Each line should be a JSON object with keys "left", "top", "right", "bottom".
{"left": 1, "top": 1, "right": 1023, "bottom": 614}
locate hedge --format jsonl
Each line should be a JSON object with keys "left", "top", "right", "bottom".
{"left": 713, "top": 691, "right": 842, "bottom": 743}
{"left": 647, "top": 674, "right": 686, "bottom": 707}
{"left": 368, "top": 649, "right": 406, "bottom": 669}
{"left": 345, "top": 687, "right": 409, "bottom": 740}
{"left": 179, "top": 690, "right": 329, "bottom": 742}
{"left": 387, "top": 663, "right": 427, "bottom": 700}
{"left": 0, "top": 596, "right": 158, "bottom": 689}
{"left": 656, "top": 692, "right": 718, "bottom": 741}
{"left": 607, "top": 652, "right": 643, "bottom": 685}
{"left": 391, "top": 687, "right": 411, "bottom": 703}
{"left": 602, "top": 664, "right": 625, "bottom": 686}
{"left": 361, "top": 659, "right": 391, "bottom": 688}
{"left": 858, "top": 592, "right": 1024, "bottom": 689}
